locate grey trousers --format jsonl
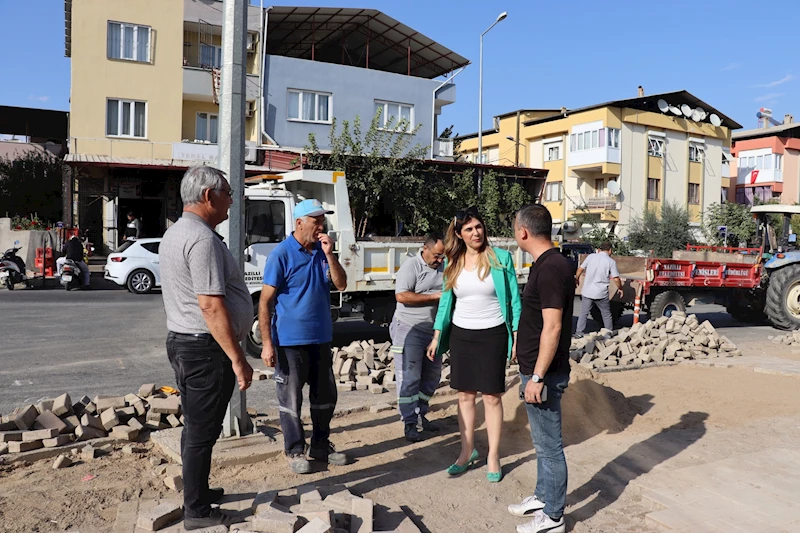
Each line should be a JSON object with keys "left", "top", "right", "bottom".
{"left": 576, "top": 296, "right": 613, "bottom": 335}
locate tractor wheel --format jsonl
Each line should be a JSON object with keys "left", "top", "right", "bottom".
{"left": 648, "top": 291, "right": 686, "bottom": 320}
{"left": 765, "top": 265, "right": 800, "bottom": 330}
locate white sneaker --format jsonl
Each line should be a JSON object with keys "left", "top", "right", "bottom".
{"left": 507, "top": 495, "right": 546, "bottom": 517}
{"left": 516, "top": 510, "right": 565, "bottom": 533}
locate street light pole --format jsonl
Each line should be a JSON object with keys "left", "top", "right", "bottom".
{"left": 477, "top": 11, "right": 508, "bottom": 164}
{"left": 506, "top": 136, "right": 527, "bottom": 167}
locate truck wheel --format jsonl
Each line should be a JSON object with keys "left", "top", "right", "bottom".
{"left": 726, "top": 304, "right": 767, "bottom": 324}
{"left": 590, "top": 301, "right": 625, "bottom": 328}
{"left": 246, "top": 303, "right": 263, "bottom": 358}
{"left": 765, "top": 265, "right": 800, "bottom": 330}
{"left": 649, "top": 291, "right": 686, "bottom": 319}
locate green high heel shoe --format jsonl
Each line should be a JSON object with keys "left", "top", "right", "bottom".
{"left": 446, "top": 449, "right": 479, "bottom": 476}
{"left": 486, "top": 468, "right": 503, "bottom": 483}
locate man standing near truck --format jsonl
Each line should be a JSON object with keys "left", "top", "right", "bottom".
{"left": 258, "top": 199, "right": 349, "bottom": 474}
{"left": 391, "top": 232, "right": 445, "bottom": 442}
{"left": 574, "top": 241, "right": 622, "bottom": 338}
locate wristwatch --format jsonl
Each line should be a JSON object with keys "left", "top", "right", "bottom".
{"left": 531, "top": 374, "right": 542, "bottom": 383}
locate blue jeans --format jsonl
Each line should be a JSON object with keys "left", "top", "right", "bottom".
{"left": 274, "top": 343, "right": 336, "bottom": 455}
{"left": 390, "top": 318, "right": 441, "bottom": 425}
{"left": 520, "top": 371, "right": 570, "bottom": 520}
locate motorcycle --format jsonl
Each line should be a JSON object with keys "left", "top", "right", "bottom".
{"left": 0, "top": 240, "right": 29, "bottom": 290}
{"left": 60, "top": 259, "right": 86, "bottom": 291}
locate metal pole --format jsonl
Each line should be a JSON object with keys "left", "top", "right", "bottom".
{"left": 478, "top": 33, "right": 483, "bottom": 163}
{"left": 218, "top": 0, "right": 252, "bottom": 438}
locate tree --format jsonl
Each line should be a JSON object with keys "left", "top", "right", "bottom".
{"left": 304, "top": 109, "right": 427, "bottom": 237}
{"left": 0, "top": 150, "right": 64, "bottom": 223}
{"left": 701, "top": 202, "right": 757, "bottom": 246}
{"left": 628, "top": 201, "right": 693, "bottom": 257}
{"left": 478, "top": 172, "right": 533, "bottom": 237}
{"left": 439, "top": 125, "right": 464, "bottom": 162}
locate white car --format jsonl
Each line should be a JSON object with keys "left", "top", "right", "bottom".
{"left": 105, "top": 238, "right": 162, "bottom": 294}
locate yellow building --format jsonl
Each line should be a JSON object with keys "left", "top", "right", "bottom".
{"left": 458, "top": 90, "right": 741, "bottom": 240}
{"left": 64, "top": 0, "right": 266, "bottom": 251}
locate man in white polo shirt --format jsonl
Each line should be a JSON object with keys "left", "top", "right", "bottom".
{"left": 574, "top": 241, "right": 622, "bottom": 337}
{"left": 391, "top": 232, "right": 445, "bottom": 442}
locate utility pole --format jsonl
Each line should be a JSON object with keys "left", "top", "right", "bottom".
{"left": 217, "top": 0, "right": 252, "bottom": 438}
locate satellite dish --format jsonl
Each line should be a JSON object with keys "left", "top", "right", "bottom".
{"left": 710, "top": 113, "right": 722, "bottom": 127}
{"left": 691, "top": 108, "right": 703, "bottom": 122}
{"left": 657, "top": 99, "right": 669, "bottom": 113}
{"left": 681, "top": 104, "right": 693, "bottom": 117}
{"left": 696, "top": 107, "right": 707, "bottom": 120}
{"left": 669, "top": 105, "right": 682, "bottom": 116}
{"left": 607, "top": 180, "right": 621, "bottom": 196}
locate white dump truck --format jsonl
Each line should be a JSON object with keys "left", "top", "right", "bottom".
{"left": 241, "top": 169, "right": 534, "bottom": 356}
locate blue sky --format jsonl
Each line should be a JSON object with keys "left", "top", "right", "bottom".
{"left": 1, "top": 0, "right": 798, "bottom": 137}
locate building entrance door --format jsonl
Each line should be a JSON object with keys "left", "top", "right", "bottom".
{"left": 118, "top": 199, "right": 164, "bottom": 240}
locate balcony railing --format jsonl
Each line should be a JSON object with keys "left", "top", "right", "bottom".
{"left": 585, "top": 196, "right": 618, "bottom": 209}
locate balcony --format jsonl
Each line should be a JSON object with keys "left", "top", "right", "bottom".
{"left": 183, "top": 67, "right": 260, "bottom": 103}
{"left": 433, "top": 138, "right": 454, "bottom": 160}
{"left": 737, "top": 168, "right": 782, "bottom": 186}
{"left": 585, "top": 196, "right": 618, "bottom": 209}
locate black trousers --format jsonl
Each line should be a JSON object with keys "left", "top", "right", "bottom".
{"left": 166, "top": 332, "right": 235, "bottom": 519}
{"left": 274, "top": 344, "right": 337, "bottom": 455}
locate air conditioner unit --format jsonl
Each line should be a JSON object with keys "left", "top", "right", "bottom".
{"left": 246, "top": 33, "right": 257, "bottom": 53}
{"left": 245, "top": 101, "right": 256, "bottom": 118}
{"left": 244, "top": 146, "right": 258, "bottom": 163}
{"left": 562, "top": 221, "right": 579, "bottom": 233}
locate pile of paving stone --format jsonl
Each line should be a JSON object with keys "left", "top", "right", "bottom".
{"left": 138, "top": 483, "right": 422, "bottom": 532}
{"left": 0, "top": 384, "right": 184, "bottom": 457}
{"left": 332, "top": 340, "right": 455, "bottom": 395}
{"left": 570, "top": 312, "right": 742, "bottom": 371}
{"left": 767, "top": 332, "right": 800, "bottom": 346}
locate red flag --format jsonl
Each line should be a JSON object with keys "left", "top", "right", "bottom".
{"left": 750, "top": 170, "right": 759, "bottom": 184}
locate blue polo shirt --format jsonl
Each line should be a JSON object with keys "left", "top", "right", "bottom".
{"left": 262, "top": 234, "right": 331, "bottom": 346}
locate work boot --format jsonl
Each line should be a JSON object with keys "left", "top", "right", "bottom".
{"left": 183, "top": 509, "right": 237, "bottom": 531}
{"left": 309, "top": 441, "right": 349, "bottom": 466}
{"left": 404, "top": 423, "right": 422, "bottom": 442}
{"left": 287, "top": 453, "right": 311, "bottom": 474}
{"left": 418, "top": 415, "right": 439, "bottom": 433}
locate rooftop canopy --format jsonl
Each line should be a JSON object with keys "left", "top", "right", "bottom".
{"left": 264, "top": 6, "right": 470, "bottom": 79}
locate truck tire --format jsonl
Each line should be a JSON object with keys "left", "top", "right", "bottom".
{"left": 726, "top": 304, "right": 768, "bottom": 325}
{"left": 649, "top": 291, "right": 686, "bottom": 319}
{"left": 590, "top": 301, "right": 625, "bottom": 328}
{"left": 246, "top": 302, "right": 263, "bottom": 358}
{"left": 765, "top": 265, "right": 800, "bottom": 330}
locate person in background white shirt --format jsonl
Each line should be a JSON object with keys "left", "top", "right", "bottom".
{"left": 574, "top": 241, "right": 622, "bottom": 338}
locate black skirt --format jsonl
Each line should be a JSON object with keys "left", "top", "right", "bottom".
{"left": 449, "top": 323, "right": 508, "bottom": 394}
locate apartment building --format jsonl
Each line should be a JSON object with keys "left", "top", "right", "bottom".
{"left": 458, "top": 90, "right": 740, "bottom": 240}
{"left": 64, "top": 1, "right": 466, "bottom": 251}
{"left": 730, "top": 115, "right": 800, "bottom": 206}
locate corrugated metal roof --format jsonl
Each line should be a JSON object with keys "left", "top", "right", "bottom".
{"left": 64, "top": 154, "right": 271, "bottom": 173}
{"left": 733, "top": 122, "right": 800, "bottom": 140}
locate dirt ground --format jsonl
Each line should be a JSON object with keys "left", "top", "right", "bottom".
{"left": 2, "top": 363, "right": 800, "bottom": 533}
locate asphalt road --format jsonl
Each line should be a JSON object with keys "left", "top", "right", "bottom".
{"left": 0, "top": 279, "right": 778, "bottom": 416}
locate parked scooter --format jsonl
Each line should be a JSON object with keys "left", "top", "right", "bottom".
{"left": 60, "top": 259, "right": 86, "bottom": 291}
{"left": 0, "top": 240, "right": 29, "bottom": 290}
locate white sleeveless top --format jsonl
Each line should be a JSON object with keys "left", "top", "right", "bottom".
{"left": 452, "top": 267, "right": 505, "bottom": 330}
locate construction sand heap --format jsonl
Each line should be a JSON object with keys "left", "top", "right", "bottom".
{"left": 0, "top": 384, "right": 183, "bottom": 458}
{"left": 569, "top": 312, "right": 741, "bottom": 371}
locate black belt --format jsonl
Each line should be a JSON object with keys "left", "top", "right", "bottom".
{"left": 170, "top": 332, "right": 214, "bottom": 340}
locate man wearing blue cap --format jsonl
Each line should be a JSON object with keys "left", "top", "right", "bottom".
{"left": 258, "top": 198, "right": 349, "bottom": 474}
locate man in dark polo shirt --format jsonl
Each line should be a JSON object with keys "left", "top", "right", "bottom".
{"left": 507, "top": 203, "right": 574, "bottom": 533}
{"left": 160, "top": 166, "right": 254, "bottom": 530}
{"left": 258, "top": 199, "right": 348, "bottom": 474}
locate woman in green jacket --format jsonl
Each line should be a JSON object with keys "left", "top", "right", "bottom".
{"left": 425, "top": 207, "right": 522, "bottom": 482}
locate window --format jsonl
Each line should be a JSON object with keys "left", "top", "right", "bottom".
{"left": 756, "top": 155, "right": 764, "bottom": 169}
{"left": 545, "top": 144, "right": 561, "bottom": 161}
{"left": 107, "top": 22, "right": 150, "bottom": 62}
{"left": 648, "top": 137, "right": 665, "bottom": 157}
{"left": 594, "top": 179, "right": 605, "bottom": 197}
{"left": 591, "top": 130, "right": 598, "bottom": 149}
{"left": 375, "top": 100, "right": 414, "bottom": 133}
{"left": 106, "top": 99, "right": 146, "bottom": 138}
{"left": 196, "top": 113, "right": 218, "bottom": 143}
{"left": 689, "top": 145, "right": 705, "bottom": 163}
{"left": 200, "top": 44, "right": 222, "bottom": 69}
{"left": 764, "top": 155, "right": 773, "bottom": 170}
{"left": 607, "top": 128, "right": 620, "bottom": 148}
{"left": 688, "top": 183, "right": 700, "bottom": 204}
{"left": 287, "top": 90, "right": 331, "bottom": 123}
{"left": 140, "top": 242, "right": 160, "bottom": 254}
{"left": 577, "top": 133, "right": 584, "bottom": 150}
{"left": 647, "top": 178, "right": 660, "bottom": 200}
{"left": 721, "top": 187, "right": 729, "bottom": 202}
{"left": 776, "top": 154, "right": 783, "bottom": 170}
{"left": 748, "top": 156, "right": 755, "bottom": 168}
{"left": 571, "top": 128, "right": 608, "bottom": 152}
{"left": 570, "top": 134, "right": 576, "bottom": 152}
{"left": 544, "top": 182, "right": 562, "bottom": 202}
{"left": 246, "top": 199, "right": 286, "bottom": 244}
